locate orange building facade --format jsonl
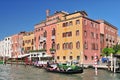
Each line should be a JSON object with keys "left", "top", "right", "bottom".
{"left": 23, "top": 31, "right": 34, "bottom": 53}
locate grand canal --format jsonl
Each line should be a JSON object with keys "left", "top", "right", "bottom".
{"left": 0, "top": 64, "right": 120, "bottom": 80}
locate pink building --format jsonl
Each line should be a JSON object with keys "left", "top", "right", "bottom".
{"left": 82, "top": 17, "right": 100, "bottom": 64}
{"left": 34, "top": 10, "right": 67, "bottom": 57}
{"left": 97, "top": 20, "right": 118, "bottom": 52}
{"left": 11, "top": 32, "right": 25, "bottom": 58}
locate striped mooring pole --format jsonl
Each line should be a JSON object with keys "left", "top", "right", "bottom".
{"left": 94, "top": 53, "right": 98, "bottom": 75}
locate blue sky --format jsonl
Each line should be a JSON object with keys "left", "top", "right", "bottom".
{"left": 0, "top": 0, "right": 120, "bottom": 40}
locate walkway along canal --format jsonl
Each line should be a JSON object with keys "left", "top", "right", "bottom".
{"left": 0, "top": 64, "right": 120, "bottom": 80}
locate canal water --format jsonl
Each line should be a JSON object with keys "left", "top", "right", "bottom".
{"left": 0, "top": 64, "right": 120, "bottom": 80}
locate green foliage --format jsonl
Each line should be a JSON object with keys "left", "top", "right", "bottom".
{"left": 29, "top": 49, "right": 46, "bottom": 52}
{"left": 113, "top": 44, "right": 120, "bottom": 54}
{"left": 102, "top": 48, "right": 115, "bottom": 56}
{"left": 49, "top": 48, "right": 56, "bottom": 51}
{"left": 116, "top": 50, "right": 120, "bottom": 54}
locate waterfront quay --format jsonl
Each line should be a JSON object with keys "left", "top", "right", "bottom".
{"left": 0, "top": 64, "right": 120, "bottom": 80}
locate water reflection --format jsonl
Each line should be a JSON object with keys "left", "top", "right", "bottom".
{"left": 0, "top": 64, "right": 120, "bottom": 80}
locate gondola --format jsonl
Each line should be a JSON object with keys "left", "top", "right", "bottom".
{"left": 44, "top": 67, "right": 83, "bottom": 74}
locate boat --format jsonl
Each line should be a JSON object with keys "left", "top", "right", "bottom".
{"left": 44, "top": 63, "right": 83, "bottom": 74}
{"left": 44, "top": 67, "right": 83, "bottom": 74}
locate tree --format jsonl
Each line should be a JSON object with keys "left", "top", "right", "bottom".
{"left": 102, "top": 48, "right": 115, "bottom": 56}
{"left": 113, "top": 44, "right": 120, "bottom": 54}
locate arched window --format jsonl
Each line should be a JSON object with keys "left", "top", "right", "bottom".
{"left": 44, "top": 31, "right": 47, "bottom": 37}
{"left": 43, "top": 43, "right": 46, "bottom": 49}
{"left": 69, "top": 42, "right": 73, "bottom": 49}
{"left": 77, "top": 56, "right": 80, "bottom": 60}
{"left": 84, "top": 55, "right": 87, "bottom": 60}
{"left": 57, "top": 43, "right": 60, "bottom": 50}
{"left": 52, "top": 28, "right": 56, "bottom": 36}
{"left": 52, "top": 42, "right": 55, "bottom": 49}
{"left": 76, "top": 41, "right": 80, "bottom": 49}
{"left": 63, "top": 43, "right": 65, "bottom": 49}
{"left": 65, "top": 43, "right": 68, "bottom": 49}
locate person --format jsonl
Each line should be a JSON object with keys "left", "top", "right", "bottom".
{"left": 107, "top": 61, "right": 111, "bottom": 70}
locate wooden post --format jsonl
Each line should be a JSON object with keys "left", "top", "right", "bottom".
{"left": 110, "top": 53, "right": 113, "bottom": 71}
{"left": 113, "top": 57, "right": 116, "bottom": 73}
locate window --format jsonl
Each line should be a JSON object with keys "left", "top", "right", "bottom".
{"left": 84, "top": 20, "right": 87, "bottom": 25}
{"left": 68, "top": 32, "right": 72, "bottom": 37}
{"left": 95, "top": 44, "right": 98, "bottom": 50}
{"left": 76, "top": 41, "right": 80, "bottom": 49}
{"left": 63, "top": 23, "right": 66, "bottom": 27}
{"left": 43, "top": 31, "right": 47, "bottom": 37}
{"left": 91, "top": 32, "right": 94, "bottom": 38}
{"left": 84, "top": 55, "right": 87, "bottom": 60}
{"left": 63, "top": 56, "right": 66, "bottom": 60}
{"left": 69, "top": 42, "right": 73, "bottom": 49}
{"left": 76, "top": 30, "right": 79, "bottom": 36}
{"left": 57, "top": 44, "right": 60, "bottom": 50}
{"left": 91, "top": 56, "right": 94, "bottom": 60}
{"left": 39, "top": 36, "right": 40, "bottom": 40}
{"left": 62, "top": 33, "right": 66, "bottom": 37}
{"left": 43, "top": 43, "right": 46, "bottom": 49}
{"left": 52, "top": 42, "right": 55, "bottom": 49}
{"left": 96, "top": 34, "right": 98, "bottom": 39}
{"left": 84, "top": 42, "right": 88, "bottom": 49}
{"left": 69, "top": 56, "right": 73, "bottom": 60}
{"left": 63, "top": 32, "right": 72, "bottom": 37}
{"left": 57, "top": 56, "right": 60, "bottom": 60}
{"left": 52, "top": 28, "right": 56, "bottom": 36}
{"left": 63, "top": 43, "right": 66, "bottom": 49}
{"left": 69, "top": 21, "right": 73, "bottom": 26}
{"left": 76, "top": 20, "right": 80, "bottom": 24}
{"left": 91, "top": 43, "right": 95, "bottom": 50}
{"left": 65, "top": 43, "right": 69, "bottom": 49}
{"left": 84, "top": 31, "right": 87, "bottom": 37}
{"left": 77, "top": 56, "right": 80, "bottom": 60}
{"left": 91, "top": 22, "right": 94, "bottom": 27}
{"left": 66, "top": 22, "right": 69, "bottom": 26}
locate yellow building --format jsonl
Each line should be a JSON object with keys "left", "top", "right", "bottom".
{"left": 56, "top": 11, "right": 87, "bottom": 63}
{"left": 23, "top": 31, "right": 34, "bottom": 53}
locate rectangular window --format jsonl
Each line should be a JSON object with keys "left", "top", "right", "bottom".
{"left": 63, "top": 56, "right": 66, "bottom": 60}
{"left": 63, "top": 23, "right": 66, "bottom": 27}
{"left": 77, "top": 56, "right": 80, "bottom": 60}
{"left": 91, "top": 32, "right": 94, "bottom": 38}
{"left": 91, "top": 43, "right": 95, "bottom": 50}
{"left": 69, "top": 21, "right": 73, "bottom": 26}
{"left": 76, "top": 30, "right": 79, "bottom": 36}
{"left": 57, "top": 56, "right": 60, "bottom": 60}
{"left": 84, "top": 20, "right": 87, "bottom": 25}
{"left": 84, "top": 31, "right": 87, "bottom": 37}
{"left": 91, "top": 22, "right": 94, "bottom": 27}
{"left": 69, "top": 56, "right": 73, "bottom": 60}
{"left": 76, "top": 20, "right": 80, "bottom": 24}
{"left": 84, "top": 42, "right": 88, "bottom": 49}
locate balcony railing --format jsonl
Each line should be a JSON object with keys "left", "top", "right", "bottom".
{"left": 51, "top": 35, "right": 55, "bottom": 39}
{"left": 39, "top": 37, "right": 46, "bottom": 42}
{"left": 49, "top": 48, "right": 56, "bottom": 53}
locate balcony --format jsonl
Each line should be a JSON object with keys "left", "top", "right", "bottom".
{"left": 49, "top": 48, "right": 56, "bottom": 53}
{"left": 51, "top": 35, "right": 55, "bottom": 39}
{"left": 39, "top": 37, "right": 46, "bottom": 42}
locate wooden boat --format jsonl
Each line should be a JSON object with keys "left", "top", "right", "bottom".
{"left": 44, "top": 67, "right": 83, "bottom": 74}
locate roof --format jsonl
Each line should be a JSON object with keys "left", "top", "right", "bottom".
{"left": 97, "top": 20, "right": 118, "bottom": 30}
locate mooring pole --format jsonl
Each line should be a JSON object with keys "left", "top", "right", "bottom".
{"left": 94, "top": 53, "right": 98, "bottom": 75}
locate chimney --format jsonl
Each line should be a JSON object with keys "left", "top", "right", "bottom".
{"left": 46, "top": 9, "right": 50, "bottom": 17}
